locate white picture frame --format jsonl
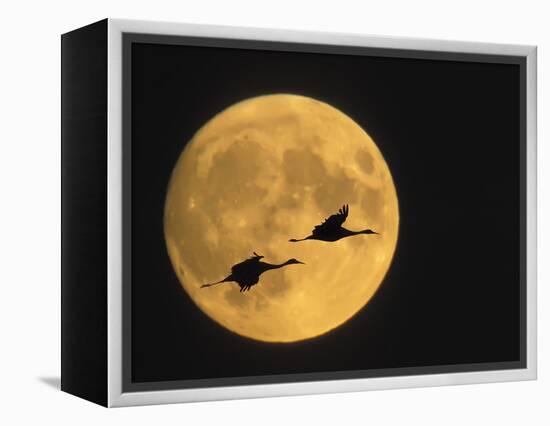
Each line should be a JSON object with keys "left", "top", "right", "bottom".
{"left": 61, "top": 18, "right": 537, "bottom": 407}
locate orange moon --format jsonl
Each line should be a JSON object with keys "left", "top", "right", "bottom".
{"left": 164, "top": 94, "right": 399, "bottom": 342}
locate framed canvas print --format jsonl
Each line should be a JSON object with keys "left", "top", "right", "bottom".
{"left": 61, "top": 18, "right": 537, "bottom": 407}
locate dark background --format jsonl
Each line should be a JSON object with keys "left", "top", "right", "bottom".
{"left": 129, "top": 39, "right": 523, "bottom": 387}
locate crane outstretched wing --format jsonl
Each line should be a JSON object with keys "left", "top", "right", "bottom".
{"left": 312, "top": 204, "right": 349, "bottom": 235}
{"left": 230, "top": 253, "right": 263, "bottom": 275}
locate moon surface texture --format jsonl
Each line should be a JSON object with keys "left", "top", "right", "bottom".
{"left": 164, "top": 94, "right": 399, "bottom": 343}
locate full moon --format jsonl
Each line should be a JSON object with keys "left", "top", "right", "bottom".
{"left": 164, "top": 94, "right": 399, "bottom": 342}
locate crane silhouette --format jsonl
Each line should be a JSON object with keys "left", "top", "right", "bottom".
{"left": 289, "top": 204, "right": 378, "bottom": 243}
{"left": 201, "top": 252, "right": 304, "bottom": 292}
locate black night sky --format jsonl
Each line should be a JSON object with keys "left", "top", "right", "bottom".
{"left": 129, "top": 39, "right": 523, "bottom": 389}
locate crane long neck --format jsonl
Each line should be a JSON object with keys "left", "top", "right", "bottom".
{"left": 262, "top": 261, "right": 290, "bottom": 271}
{"left": 347, "top": 228, "right": 375, "bottom": 235}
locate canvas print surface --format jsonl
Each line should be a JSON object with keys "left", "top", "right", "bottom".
{"left": 128, "top": 39, "right": 524, "bottom": 389}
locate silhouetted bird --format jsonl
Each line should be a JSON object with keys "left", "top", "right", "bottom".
{"left": 289, "top": 204, "right": 378, "bottom": 243}
{"left": 201, "top": 252, "right": 304, "bottom": 292}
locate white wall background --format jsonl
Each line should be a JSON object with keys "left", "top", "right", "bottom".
{"left": 0, "top": 0, "right": 546, "bottom": 424}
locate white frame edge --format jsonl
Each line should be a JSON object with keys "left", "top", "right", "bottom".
{"left": 107, "top": 18, "right": 537, "bottom": 407}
